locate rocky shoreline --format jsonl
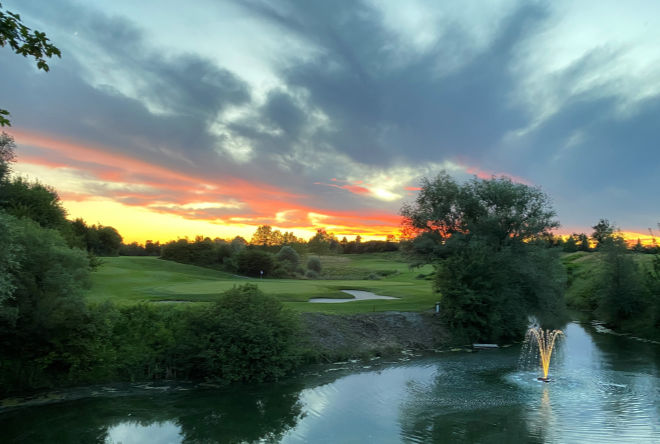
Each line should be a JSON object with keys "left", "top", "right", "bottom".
{"left": 299, "top": 311, "right": 451, "bottom": 360}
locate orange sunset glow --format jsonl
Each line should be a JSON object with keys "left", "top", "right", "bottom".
{"left": 10, "top": 128, "right": 405, "bottom": 243}
{"left": 1, "top": 0, "right": 657, "bottom": 245}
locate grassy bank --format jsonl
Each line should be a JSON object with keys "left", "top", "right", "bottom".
{"left": 86, "top": 253, "right": 437, "bottom": 313}
{"left": 564, "top": 251, "right": 655, "bottom": 309}
{"left": 563, "top": 251, "right": 659, "bottom": 339}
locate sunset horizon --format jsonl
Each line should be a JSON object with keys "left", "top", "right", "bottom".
{"left": 5, "top": 125, "right": 658, "bottom": 245}
{"left": 2, "top": 0, "right": 657, "bottom": 245}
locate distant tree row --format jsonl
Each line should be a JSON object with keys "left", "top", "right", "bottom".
{"left": 119, "top": 239, "right": 161, "bottom": 256}
{"left": 122, "top": 225, "right": 401, "bottom": 264}
{"left": 158, "top": 235, "right": 323, "bottom": 278}
{"left": 540, "top": 219, "right": 660, "bottom": 254}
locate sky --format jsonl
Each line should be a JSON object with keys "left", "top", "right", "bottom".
{"left": 1, "top": 0, "right": 658, "bottom": 243}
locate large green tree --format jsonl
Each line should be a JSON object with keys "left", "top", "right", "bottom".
{"left": 0, "top": 176, "right": 68, "bottom": 229}
{"left": 401, "top": 172, "right": 565, "bottom": 342}
{"left": 595, "top": 236, "right": 646, "bottom": 328}
{"left": 591, "top": 218, "right": 615, "bottom": 249}
{"left": 1, "top": 2, "right": 61, "bottom": 126}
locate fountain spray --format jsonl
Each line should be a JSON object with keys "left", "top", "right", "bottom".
{"left": 525, "top": 328, "right": 563, "bottom": 382}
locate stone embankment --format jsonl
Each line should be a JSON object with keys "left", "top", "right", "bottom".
{"left": 299, "top": 311, "right": 450, "bottom": 360}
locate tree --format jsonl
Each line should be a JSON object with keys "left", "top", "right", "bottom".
{"left": 231, "top": 236, "right": 248, "bottom": 251}
{"left": 0, "top": 176, "right": 68, "bottom": 229}
{"left": 308, "top": 229, "right": 339, "bottom": 254}
{"left": 236, "top": 248, "right": 275, "bottom": 277}
{"left": 591, "top": 219, "right": 615, "bottom": 249}
{"left": 401, "top": 173, "right": 564, "bottom": 342}
{"left": 0, "top": 132, "right": 16, "bottom": 180}
{"left": 577, "top": 233, "right": 591, "bottom": 252}
{"left": 402, "top": 172, "right": 558, "bottom": 246}
{"left": 1, "top": 2, "right": 61, "bottom": 126}
{"left": 562, "top": 234, "right": 578, "bottom": 252}
{"left": 595, "top": 236, "right": 646, "bottom": 327}
{"left": 0, "top": 212, "right": 92, "bottom": 389}
{"left": 0, "top": 211, "right": 19, "bottom": 325}
{"left": 250, "top": 225, "right": 274, "bottom": 246}
{"left": 276, "top": 246, "right": 300, "bottom": 272}
{"left": 95, "top": 225, "right": 122, "bottom": 256}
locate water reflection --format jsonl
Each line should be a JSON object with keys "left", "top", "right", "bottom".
{"left": 397, "top": 349, "right": 543, "bottom": 443}
{"left": 513, "top": 321, "right": 660, "bottom": 443}
{"left": 2, "top": 320, "right": 660, "bottom": 443}
{"left": 1, "top": 383, "right": 305, "bottom": 443}
{"left": 107, "top": 421, "right": 181, "bottom": 444}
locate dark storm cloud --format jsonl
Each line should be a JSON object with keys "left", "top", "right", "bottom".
{"left": 2, "top": 0, "right": 657, "bottom": 230}
{"left": 517, "top": 90, "right": 660, "bottom": 227}
{"left": 262, "top": 90, "right": 307, "bottom": 138}
{"left": 2, "top": 0, "right": 251, "bottom": 168}
{"left": 235, "top": 0, "right": 546, "bottom": 167}
{"left": 15, "top": 0, "right": 252, "bottom": 121}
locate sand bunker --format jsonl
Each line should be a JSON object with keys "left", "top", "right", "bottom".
{"left": 309, "top": 289, "right": 399, "bottom": 303}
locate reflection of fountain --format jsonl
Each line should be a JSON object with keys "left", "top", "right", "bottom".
{"left": 525, "top": 328, "right": 564, "bottom": 382}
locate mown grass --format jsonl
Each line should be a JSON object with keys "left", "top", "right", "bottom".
{"left": 87, "top": 253, "right": 437, "bottom": 313}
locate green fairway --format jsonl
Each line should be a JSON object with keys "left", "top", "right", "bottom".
{"left": 87, "top": 254, "right": 437, "bottom": 313}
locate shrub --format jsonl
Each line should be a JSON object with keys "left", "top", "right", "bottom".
{"left": 305, "top": 269, "right": 320, "bottom": 279}
{"left": 190, "top": 284, "right": 300, "bottom": 382}
{"left": 276, "top": 246, "right": 300, "bottom": 272}
{"left": 236, "top": 248, "right": 275, "bottom": 277}
{"left": 307, "top": 256, "right": 322, "bottom": 273}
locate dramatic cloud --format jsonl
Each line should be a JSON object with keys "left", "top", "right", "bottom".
{"left": 2, "top": 0, "right": 658, "bottom": 241}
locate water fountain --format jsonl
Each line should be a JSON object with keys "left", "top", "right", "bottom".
{"left": 524, "top": 328, "right": 564, "bottom": 382}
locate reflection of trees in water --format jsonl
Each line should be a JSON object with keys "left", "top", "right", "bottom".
{"left": 397, "top": 360, "right": 543, "bottom": 444}
{"left": 177, "top": 387, "right": 304, "bottom": 443}
{"left": 579, "top": 321, "right": 660, "bottom": 374}
{"left": 0, "top": 383, "right": 305, "bottom": 443}
{"left": 572, "top": 321, "right": 660, "bottom": 433}
{"left": 399, "top": 401, "right": 543, "bottom": 443}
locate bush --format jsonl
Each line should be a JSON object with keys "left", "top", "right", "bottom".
{"left": 276, "top": 246, "right": 300, "bottom": 272}
{"left": 305, "top": 269, "right": 320, "bottom": 279}
{"left": 189, "top": 284, "right": 300, "bottom": 382}
{"left": 307, "top": 256, "right": 322, "bottom": 273}
{"left": 236, "top": 248, "right": 275, "bottom": 277}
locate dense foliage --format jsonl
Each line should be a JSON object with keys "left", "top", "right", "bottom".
{"left": 564, "top": 234, "right": 660, "bottom": 339}
{"left": 0, "top": 212, "right": 94, "bottom": 390}
{"left": 0, "top": 176, "right": 68, "bottom": 230}
{"left": 402, "top": 172, "right": 565, "bottom": 342}
{"left": 0, "top": 282, "right": 302, "bottom": 394}
{"left": 236, "top": 248, "right": 276, "bottom": 277}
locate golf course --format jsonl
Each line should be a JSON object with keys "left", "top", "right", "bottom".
{"left": 86, "top": 253, "right": 437, "bottom": 314}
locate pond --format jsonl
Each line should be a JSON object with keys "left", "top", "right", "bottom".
{"left": 1, "top": 319, "right": 659, "bottom": 443}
